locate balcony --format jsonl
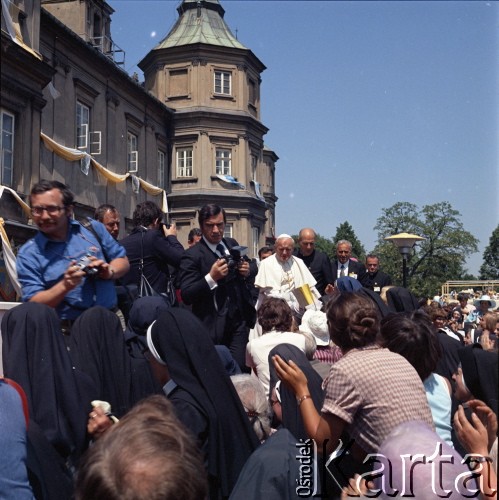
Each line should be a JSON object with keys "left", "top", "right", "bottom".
{"left": 79, "top": 33, "right": 125, "bottom": 66}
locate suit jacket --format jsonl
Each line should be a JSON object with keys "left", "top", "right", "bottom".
{"left": 331, "top": 259, "right": 366, "bottom": 282}
{"left": 120, "top": 226, "right": 184, "bottom": 294}
{"left": 361, "top": 270, "right": 392, "bottom": 291}
{"left": 179, "top": 238, "right": 256, "bottom": 342}
{"left": 294, "top": 249, "right": 334, "bottom": 296}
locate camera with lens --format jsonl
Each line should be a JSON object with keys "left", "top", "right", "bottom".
{"left": 221, "top": 246, "right": 249, "bottom": 280}
{"left": 76, "top": 255, "right": 98, "bottom": 276}
{"left": 159, "top": 222, "right": 171, "bottom": 231}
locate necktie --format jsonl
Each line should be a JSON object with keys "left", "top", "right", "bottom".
{"left": 216, "top": 243, "right": 226, "bottom": 257}
{"left": 340, "top": 264, "right": 346, "bottom": 277}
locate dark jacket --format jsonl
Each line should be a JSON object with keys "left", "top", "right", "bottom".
{"left": 294, "top": 249, "right": 334, "bottom": 296}
{"left": 179, "top": 237, "right": 256, "bottom": 342}
{"left": 120, "top": 226, "right": 184, "bottom": 294}
{"left": 361, "top": 270, "right": 392, "bottom": 292}
{"left": 331, "top": 258, "right": 366, "bottom": 282}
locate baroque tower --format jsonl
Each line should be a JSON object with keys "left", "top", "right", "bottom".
{"left": 138, "top": 0, "right": 277, "bottom": 255}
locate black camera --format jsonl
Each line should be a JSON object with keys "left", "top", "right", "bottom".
{"left": 159, "top": 222, "right": 171, "bottom": 231}
{"left": 221, "top": 246, "right": 249, "bottom": 277}
{"left": 76, "top": 255, "right": 98, "bottom": 276}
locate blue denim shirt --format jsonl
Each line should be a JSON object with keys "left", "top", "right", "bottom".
{"left": 17, "top": 218, "right": 126, "bottom": 319}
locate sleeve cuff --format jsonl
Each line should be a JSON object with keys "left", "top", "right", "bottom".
{"left": 205, "top": 273, "right": 218, "bottom": 290}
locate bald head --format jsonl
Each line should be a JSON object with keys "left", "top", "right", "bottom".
{"left": 275, "top": 234, "right": 294, "bottom": 263}
{"left": 298, "top": 228, "right": 316, "bottom": 257}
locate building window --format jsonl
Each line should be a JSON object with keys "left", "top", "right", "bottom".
{"left": 127, "top": 132, "right": 138, "bottom": 172}
{"left": 248, "top": 79, "right": 256, "bottom": 105}
{"left": 157, "top": 150, "right": 165, "bottom": 188}
{"left": 215, "top": 148, "right": 231, "bottom": 176}
{"left": 224, "top": 223, "right": 233, "bottom": 239}
{"left": 252, "top": 227, "right": 259, "bottom": 260}
{"left": 0, "top": 110, "right": 14, "bottom": 187}
{"left": 251, "top": 154, "right": 257, "bottom": 179}
{"left": 176, "top": 147, "right": 193, "bottom": 177}
{"left": 76, "top": 101, "right": 90, "bottom": 150}
{"left": 214, "top": 70, "right": 231, "bottom": 95}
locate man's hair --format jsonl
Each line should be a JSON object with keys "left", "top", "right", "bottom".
{"left": 257, "top": 297, "right": 293, "bottom": 333}
{"left": 231, "top": 374, "right": 271, "bottom": 441}
{"left": 94, "top": 204, "right": 118, "bottom": 222}
{"left": 336, "top": 240, "right": 352, "bottom": 250}
{"left": 366, "top": 254, "right": 379, "bottom": 262}
{"left": 187, "top": 227, "right": 202, "bottom": 242}
{"left": 198, "top": 204, "right": 226, "bottom": 227}
{"left": 457, "top": 293, "right": 469, "bottom": 301}
{"left": 300, "top": 331, "right": 317, "bottom": 360}
{"left": 75, "top": 395, "right": 207, "bottom": 500}
{"left": 258, "top": 246, "right": 273, "bottom": 259}
{"left": 379, "top": 310, "right": 441, "bottom": 381}
{"left": 483, "top": 312, "right": 498, "bottom": 332}
{"left": 30, "top": 179, "right": 74, "bottom": 206}
{"left": 132, "top": 201, "right": 163, "bottom": 227}
{"left": 326, "top": 292, "right": 379, "bottom": 351}
{"left": 429, "top": 308, "right": 447, "bottom": 322}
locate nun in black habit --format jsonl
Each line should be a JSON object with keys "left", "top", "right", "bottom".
{"left": 146, "top": 308, "right": 259, "bottom": 500}
{"left": 457, "top": 345, "right": 498, "bottom": 416}
{"left": 268, "top": 343, "right": 324, "bottom": 442}
{"left": 123, "top": 296, "right": 169, "bottom": 401}
{"left": 1, "top": 302, "right": 90, "bottom": 465}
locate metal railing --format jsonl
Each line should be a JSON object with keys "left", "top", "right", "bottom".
{"left": 441, "top": 280, "right": 499, "bottom": 299}
{"left": 79, "top": 33, "right": 125, "bottom": 66}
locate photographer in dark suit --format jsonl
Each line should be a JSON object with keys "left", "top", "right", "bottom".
{"left": 179, "top": 204, "right": 256, "bottom": 371}
{"left": 120, "top": 201, "right": 183, "bottom": 301}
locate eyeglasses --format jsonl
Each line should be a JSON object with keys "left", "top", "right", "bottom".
{"left": 31, "top": 205, "right": 65, "bottom": 216}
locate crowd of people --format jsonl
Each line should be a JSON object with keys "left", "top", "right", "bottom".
{"left": 0, "top": 179, "right": 497, "bottom": 499}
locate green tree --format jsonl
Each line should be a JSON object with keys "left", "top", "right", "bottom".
{"left": 479, "top": 225, "right": 499, "bottom": 279}
{"left": 332, "top": 222, "right": 366, "bottom": 261}
{"left": 373, "top": 201, "right": 479, "bottom": 298}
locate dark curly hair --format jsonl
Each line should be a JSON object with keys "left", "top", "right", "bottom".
{"left": 132, "top": 201, "right": 163, "bottom": 227}
{"left": 326, "top": 292, "right": 379, "bottom": 351}
{"left": 379, "top": 310, "right": 441, "bottom": 381}
{"left": 30, "top": 179, "right": 74, "bottom": 207}
{"left": 258, "top": 297, "right": 293, "bottom": 333}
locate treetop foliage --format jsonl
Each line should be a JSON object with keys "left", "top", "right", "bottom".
{"left": 373, "top": 201, "right": 479, "bottom": 297}
{"left": 479, "top": 224, "right": 499, "bottom": 280}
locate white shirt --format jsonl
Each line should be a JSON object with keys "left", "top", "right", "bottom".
{"left": 246, "top": 330, "right": 307, "bottom": 396}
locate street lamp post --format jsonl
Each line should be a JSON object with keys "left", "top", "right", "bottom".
{"left": 385, "top": 232, "right": 425, "bottom": 288}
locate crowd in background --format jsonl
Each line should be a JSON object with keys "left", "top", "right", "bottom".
{"left": 0, "top": 179, "right": 497, "bottom": 500}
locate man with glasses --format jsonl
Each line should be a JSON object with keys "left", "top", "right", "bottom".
{"left": 3, "top": 180, "right": 134, "bottom": 467}
{"left": 16, "top": 179, "right": 129, "bottom": 323}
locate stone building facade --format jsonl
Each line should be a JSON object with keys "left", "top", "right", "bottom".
{"left": 0, "top": 0, "right": 277, "bottom": 299}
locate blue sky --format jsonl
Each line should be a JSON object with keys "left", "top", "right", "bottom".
{"left": 108, "top": 1, "right": 498, "bottom": 275}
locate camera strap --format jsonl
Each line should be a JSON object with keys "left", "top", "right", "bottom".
{"left": 80, "top": 218, "right": 108, "bottom": 262}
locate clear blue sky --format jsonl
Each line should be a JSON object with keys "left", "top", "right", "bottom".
{"left": 108, "top": 1, "right": 498, "bottom": 275}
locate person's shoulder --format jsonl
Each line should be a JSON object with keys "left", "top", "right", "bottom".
{"left": 315, "top": 249, "right": 330, "bottom": 260}
{"left": 18, "top": 236, "right": 38, "bottom": 256}
{"left": 182, "top": 239, "right": 209, "bottom": 259}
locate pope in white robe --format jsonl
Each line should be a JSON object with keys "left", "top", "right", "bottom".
{"left": 254, "top": 234, "right": 322, "bottom": 313}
